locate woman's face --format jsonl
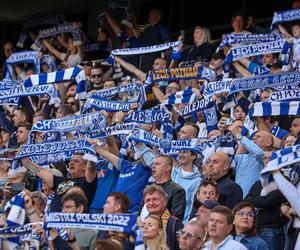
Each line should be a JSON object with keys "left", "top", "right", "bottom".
{"left": 143, "top": 217, "right": 160, "bottom": 239}
{"left": 0, "top": 160, "right": 10, "bottom": 172}
{"left": 233, "top": 206, "right": 255, "bottom": 233}
{"left": 193, "top": 28, "right": 205, "bottom": 45}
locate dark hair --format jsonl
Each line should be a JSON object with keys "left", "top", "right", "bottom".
{"left": 18, "top": 121, "right": 32, "bottom": 131}
{"left": 199, "top": 180, "right": 218, "bottom": 194}
{"left": 33, "top": 110, "right": 49, "bottom": 120}
{"left": 211, "top": 205, "right": 234, "bottom": 225}
{"left": 231, "top": 12, "right": 246, "bottom": 25}
{"left": 108, "top": 192, "right": 130, "bottom": 213}
{"left": 232, "top": 201, "right": 257, "bottom": 236}
{"left": 15, "top": 107, "right": 33, "bottom": 124}
{"left": 66, "top": 81, "right": 78, "bottom": 92}
{"left": 95, "top": 239, "right": 122, "bottom": 250}
{"left": 57, "top": 104, "right": 74, "bottom": 116}
{"left": 62, "top": 192, "right": 88, "bottom": 212}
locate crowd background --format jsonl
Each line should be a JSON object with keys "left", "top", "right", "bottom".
{"left": 0, "top": 0, "right": 300, "bottom": 250}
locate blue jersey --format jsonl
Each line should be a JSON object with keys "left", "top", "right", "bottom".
{"left": 115, "top": 159, "right": 151, "bottom": 213}
{"left": 248, "top": 62, "right": 270, "bottom": 76}
{"left": 90, "top": 159, "right": 119, "bottom": 210}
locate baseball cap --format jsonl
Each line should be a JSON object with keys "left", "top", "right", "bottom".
{"left": 200, "top": 200, "right": 219, "bottom": 209}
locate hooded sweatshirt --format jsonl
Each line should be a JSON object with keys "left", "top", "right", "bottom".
{"left": 172, "top": 165, "right": 202, "bottom": 223}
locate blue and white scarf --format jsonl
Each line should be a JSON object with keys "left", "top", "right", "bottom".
{"left": 0, "top": 222, "right": 42, "bottom": 238}
{"left": 82, "top": 122, "right": 137, "bottom": 139}
{"left": 5, "top": 51, "right": 40, "bottom": 80}
{"left": 83, "top": 96, "right": 133, "bottom": 113}
{"left": 149, "top": 66, "right": 216, "bottom": 82}
{"left": 91, "top": 82, "right": 147, "bottom": 104}
{"left": 217, "top": 33, "right": 285, "bottom": 52}
{"left": 4, "top": 192, "right": 26, "bottom": 249}
{"left": 202, "top": 79, "right": 233, "bottom": 98}
{"left": 17, "top": 15, "right": 64, "bottom": 48}
{"left": 31, "top": 112, "right": 105, "bottom": 133}
{"left": 267, "top": 86, "right": 300, "bottom": 102}
{"left": 111, "top": 41, "right": 180, "bottom": 55}
{"left": 41, "top": 54, "right": 57, "bottom": 72}
{"left": 242, "top": 101, "right": 300, "bottom": 136}
{"left": 15, "top": 138, "right": 96, "bottom": 164}
{"left": 224, "top": 39, "right": 286, "bottom": 64}
{"left": 0, "top": 84, "right": 60, "bottom": 106}
{"left": 260, "top": 145, "right": 300, "bottom": 196}
{"left": 32, "top": 23, "right": 82, "bottom": 50}
{"left": 128, "top": 127, "right": 201, "bottom": 152}
{"left": 229, "top": 72, "right": 300, "bottom": 95}
{"left": 24, "top": 66, "right": 86, "bottom": 99}
{"left": 270, "top": 8, "right": 300, "bottom": 30}
{"left": 179, "top": 97, "right": 215, "bottom": 116}
{"left": 45, "top": 212, "right": 138, "bottom": 233}
{"left": 162, "top": 87, "right": 196, "bottom": 104}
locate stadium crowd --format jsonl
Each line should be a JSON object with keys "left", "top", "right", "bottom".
{"left": 0, "top": 1, "right": 300, "bottom": 250}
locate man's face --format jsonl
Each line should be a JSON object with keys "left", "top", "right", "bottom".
{"left": 16, "top": 127, "right": 29, "bottom": 145}
{"left": 208, "top": 212, "right": 232, "bottom": 241}
{"left": 210, "top": 58, "right": 223, "bottom": 71}
{"left": 262, "top": 53, "right": 275, "bottom": 65}
{"left": 178, "top": 150, "right": 195, "bottom": 165}
{"left": 69, "top": 154, "right": 86, "bottom": 178}
{"left": 148, "top": 9, "right": 161, "bottom": 25}
{"left": 166, "top": 82, "right": 180, "bottom": 96}
{"left": 144, "top": 191, "right": 166, "bottom": 215}
{"left": 178, "top": 125, "right": 197, "bottom": 139}
{"left": 179, "top": 224, "right": 203, "bottom": 250}
{"left": 91, "top": 68, "right": 103, "bottom": 85}
{"left": 62, "top": 199, "right": 82, "bottom": 213}
{"left": 42, "top": 181, "right": 52, "bottom": 197}
{"left": 196, "top": 205, "right": 211, "bottom": 226}
{"left": 260, "top": 91, "right": 271, "bottom": 102}
{"left": 233, "top": 106, "right": 246, "bottom": 121}
{"left": 253, "top": 131, "right": 269, "bottom": 149}
{"left": 232, "top": 16, "right": 244, "bottom": 33}
{"left": 13, "top": 110, "right": 24, "bottom": 126}
{"left": 152, "top": 157, "right": 170, "bottom": 181}
{"left": 152, "top": 59, "right": 167, "bottom": 70}
{"left": 197, "top": 184, "right": 218, "bottom": 202}
{"left": 207, "top": 153, "right": 227, "bottom": 181}
{"left": 263, "top": 151, "right": 273, "bottom": 167}
{"left": 290, "top": 118, "right": 300, "bottom": 136}
{"left": 103, "top": 196, "right": 118, "bottom": 214}
{"left": 4, "top": 42, "right": 14, "bottom": 58}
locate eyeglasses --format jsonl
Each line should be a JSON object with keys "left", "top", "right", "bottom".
{"left": 91, "top": 74, "right": 102, "bottom": 78}
{"left": 62, "top": 205, "right": 77, "bottom": 210}
{"left": 177, "top": 229, "right": 202, "bottom": 239}
{"left": 236, "top": 211, "right": 255, "bottom": 218}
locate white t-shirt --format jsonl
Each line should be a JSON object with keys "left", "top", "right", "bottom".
{"left": 60, "top": 52, "right": 83, "bottom": 66}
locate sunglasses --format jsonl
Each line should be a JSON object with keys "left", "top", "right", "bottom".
{"left": 91, "top": 74, "right": 102, "bottom": 78}
{"left": 177, "top": 229, "right": 202, "bottom": 239}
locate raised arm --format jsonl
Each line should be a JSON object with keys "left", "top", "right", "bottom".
{"left": 42, "top": 40, "right": 62, "bottom": 62}
{"left": 232, "top": 61, "right": 252, "bottom": 77}
{"left": 85, "top": 160, "right": 97, "bottom": 183}
{"left": 277, "top": 24, "right": 292, "bottom": 38}
{"left": 92, "top": 142, "right": 120, "bottom": 168}
{"left": 105, "top": 12, "right": 122, "bottom": 37}
{"left": 22, "top": 159, "right": 54, "bottom": 188}
{"left": 114, "top": 56, "right": 146, "bottom": 81}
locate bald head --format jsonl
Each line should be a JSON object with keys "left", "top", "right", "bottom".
{"left": 207, "top": 152, "right": 230, "bottom": 181}
{"left": 253, "top": 131, "right": 273, "bottom": 150}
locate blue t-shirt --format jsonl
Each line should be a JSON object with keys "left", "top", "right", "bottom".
{"left": 115, "top": 159, "right": 151, "bottom": 213}
{"left": 248, "top": 62, "right": 270, "bottom": 76}
{"left": 90, "top": 159, "right": 120, "bottom": 210}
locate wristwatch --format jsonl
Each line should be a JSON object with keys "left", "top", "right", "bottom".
{"left": 68, "top": 237, "right": 77, "bottom": 243}
{"left": 236, "top": 134, "right": 243, "bottom": 141}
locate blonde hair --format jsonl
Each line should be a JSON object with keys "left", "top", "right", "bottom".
{"left": 144, "top": 215, "right": 170, "bottom": 250}
{"left": 194, "top": 26, "right": 211, "bottom": 44}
